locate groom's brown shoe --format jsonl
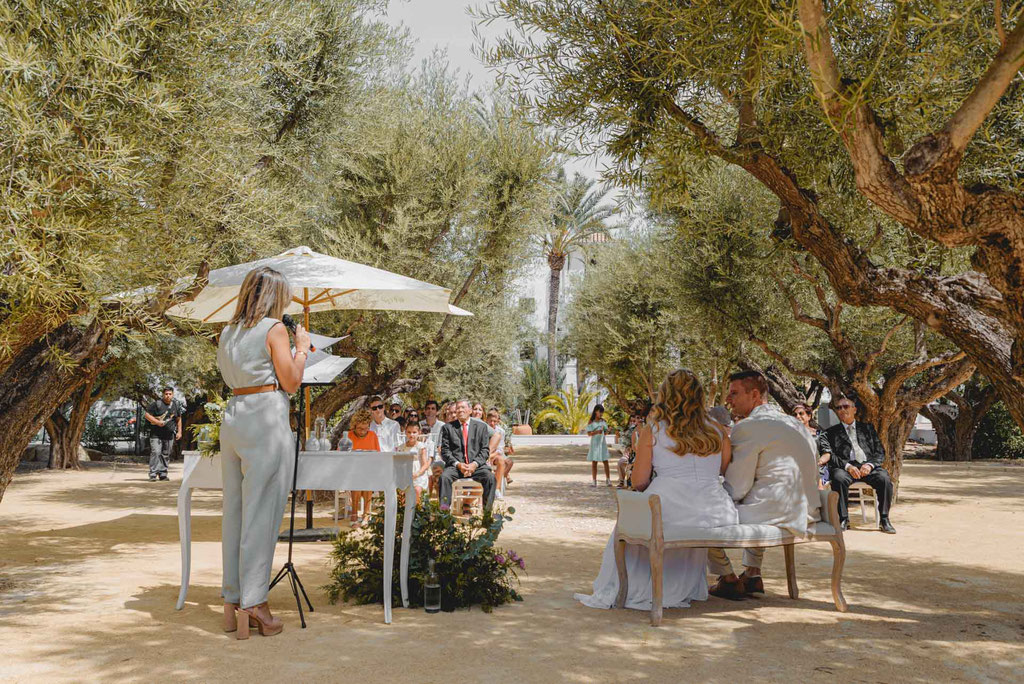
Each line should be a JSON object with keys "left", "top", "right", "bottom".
{"left": 709, "top": 577, "right": 746, "bottom": 601}
{"left": 740, "top": 573, "right": 764, "bottom": 596}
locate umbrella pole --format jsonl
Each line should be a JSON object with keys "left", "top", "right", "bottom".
{"left": 303, "top": 299, "right": 315, "bottom": 529}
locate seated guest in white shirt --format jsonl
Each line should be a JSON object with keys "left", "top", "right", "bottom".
{"left": 420, "top": 399, "right": 445, "bottom": 496}
{"left": 368, "top": 395, "right": 402, "bottom": 452}
{"left": 820, "top": 396, "right": 896, "bottom": 534}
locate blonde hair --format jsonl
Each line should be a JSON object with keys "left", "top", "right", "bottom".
{"left": 229, "top": 266, "right": 291, "bottom": 328}
{"left": 350, "top": 408, "right": 372, "bottom": 428}
{"left": 649, "top": 369, "right": 722, "bottom": 458}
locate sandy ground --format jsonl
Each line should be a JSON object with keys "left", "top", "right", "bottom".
{"left": 1, "top": 447, "right": 1022, "bottom": 684}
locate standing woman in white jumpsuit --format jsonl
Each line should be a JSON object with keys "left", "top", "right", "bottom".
{"left": 217, "top": 266, "right": 310, "bottom": 639}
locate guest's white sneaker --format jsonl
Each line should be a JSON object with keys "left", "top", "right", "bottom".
{"left": 496, "top": 490, "right": 504, "bottom": 500}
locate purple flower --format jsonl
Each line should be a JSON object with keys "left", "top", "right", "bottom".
{"left": 439, "top": 503, "right": 450, "bottom": 511}
{"left": 508, "top": 550, "right": 519, "bottom": 562}
{"left": 517, "top": 558, "right": 526, "bottom": 570}
{"left": 494, "top": 554, "right": 505, "bottom": 564}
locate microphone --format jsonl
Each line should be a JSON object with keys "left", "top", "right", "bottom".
{"left": 281, "top": 314, "right": 316, "bottom": 352}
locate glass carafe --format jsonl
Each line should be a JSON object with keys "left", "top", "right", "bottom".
{"left": 314, "top": 415, "right": 329, "bottom": 450}
{"left": 424, "top": 558, "right": 441, "bottom": 613}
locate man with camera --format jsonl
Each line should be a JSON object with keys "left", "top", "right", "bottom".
{"left": 144, "top": 386, "right": 184, "bottom": 481}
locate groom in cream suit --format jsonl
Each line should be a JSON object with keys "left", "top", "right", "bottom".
{"left": 707, "top": 371, "right": 820, "bottom": 599}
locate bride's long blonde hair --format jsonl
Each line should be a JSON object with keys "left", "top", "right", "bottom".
{"left": 648, "top": 369, "right": 722, "bottom": 458}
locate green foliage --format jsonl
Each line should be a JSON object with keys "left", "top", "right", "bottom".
{"left": 82, "top": 412, "right": 118, "bottom": 453}
{"left": 299, "top": 63, "right": 557, "bottom": 417}
{"left": 2, "top": 0, "right": 397, "bottom": 362}
{"left": 515, "top": 358, "right": 560, "bottom": 426}
{"left": 323, "top": 499, "right": 524, "bottom": 612}
{"left": 188, "top": 393, "right": 226, "bottom": 458}
{"left": 974, "top": 402, "right": 1024, "bottom": 460}
{"left": 542, "top": 169, "right": 619, "bottom": 262}
{"left": 565, "top": 234, "right": 682, "bottom": 404}
{"left": 536, "top": 386, "right": 598, "bottom": 434}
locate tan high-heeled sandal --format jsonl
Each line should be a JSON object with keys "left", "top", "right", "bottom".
{"left": 223, "top": 603, "right": 240, "bottom": 633}
{"left": 239, "top": 603, "right": 283, "bottom": 638}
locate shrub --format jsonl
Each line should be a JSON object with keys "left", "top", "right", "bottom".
{"left": 82, "top": 412, "right": 119, "bottom": 453}
{"left": 974, "top": 402, "right": 1024, "bottom": 459}
{"left": 323, "top": 499, "right": 524, "bottom": 612}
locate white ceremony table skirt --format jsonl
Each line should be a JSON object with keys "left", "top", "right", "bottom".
{"left": 176, "top": 450, "right": 416, "bottom": 624}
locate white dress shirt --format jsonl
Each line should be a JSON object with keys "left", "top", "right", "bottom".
{"left": 370, "top": 417, "right": 402, "bottom": 452}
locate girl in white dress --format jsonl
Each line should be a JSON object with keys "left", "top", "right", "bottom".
{"left": 575, "top": 369, "right": 739, "bottom": 611}
{"left": 402, "top": 422, "right": 431, "bottom": 502}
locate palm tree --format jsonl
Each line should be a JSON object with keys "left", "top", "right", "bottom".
{"left": 541, "top": 170, "right": 618, "bottom": 387}
{"left": 536, "top": 386, "right": 598, "bottom": 434}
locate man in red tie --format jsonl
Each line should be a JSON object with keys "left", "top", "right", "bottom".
{"left": 439, "top": 399, "right": 496, "bottom": 509}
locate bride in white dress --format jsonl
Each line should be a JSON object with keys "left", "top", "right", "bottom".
{"left": 575, "top": 369, "right": 739, "bottom": 610}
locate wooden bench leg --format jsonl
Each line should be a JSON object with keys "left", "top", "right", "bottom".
{"left": 649, "top": 542, "right": 663, "bottom": 627}
{"left": 783, "top": 543, "right": 798, "bottom": 599}
{"left": 829, "top": 540, "right": 849, "bottom": 612}
{"left": 614, "top": 538, "right": 628, "bottom": 609}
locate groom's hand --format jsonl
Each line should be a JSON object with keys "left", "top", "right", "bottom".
{"left": 846, "top": 464, "right": 862, "bottom": 479}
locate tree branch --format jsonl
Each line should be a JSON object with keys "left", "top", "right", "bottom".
{"left": 736, "top": 32, "right": 762, "bottom": 146}
{"left": 942, "top": 12, "right": 1024, "bottom": 153}
{"left": 747, "top": 334, "right": 830, "bottom": 387}
{"left": 771, "top": 274, "right": 827, "bottom": 331}
{"left": 886, "top": 350, "right": 968, "bottom": 391}
{"left": 662, "top": 97, "right": 745, "bottom": 164}
{"left": 864, "top": 315, "right": 909, "bottom": 378}
{"left": 797, "top": 0, "right": 919, "bottom": 223}
{"left": 903, "top": 358, "right": 977, "bottom": 408}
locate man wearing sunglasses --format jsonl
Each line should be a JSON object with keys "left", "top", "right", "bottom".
{"left": 367, "top": 395, "right": 402, "bottom": 452}
{"left": 820, "top": 396, "right": 896, "bottom": 534}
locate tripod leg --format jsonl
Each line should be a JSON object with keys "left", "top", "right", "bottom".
{"left": 269, "top": 563, "right": 288, "bottom": 590}
{"left": 288, "top": 568, "right": 307, "bottom": 628}
{"left": 292, "top": 566, "right": 315, "bottom": 612}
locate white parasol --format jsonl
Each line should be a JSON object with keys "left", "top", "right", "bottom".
{"left": 165, "top": 245, "right": 472, "bottom": 322}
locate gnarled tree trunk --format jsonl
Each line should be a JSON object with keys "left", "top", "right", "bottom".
{"left": 44, "top": 375, "right": 98, "bottom": 470}
{"left": 920, "top": 384, "right": 998, "bottom": 461}
{"left": 0, "top": 319, "right": 109, "bottom": 502}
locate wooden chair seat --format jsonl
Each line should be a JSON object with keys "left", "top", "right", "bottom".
{"left": 451, "top": 479, "right": 484, "bottom": 518}
{"left": 847, "top": 481, "right": 879, "bottom": 525}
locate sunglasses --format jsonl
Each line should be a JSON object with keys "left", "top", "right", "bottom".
{"left": 836, "top": 405, "right": 855, "bottom": 411}
{"left": 370, "top": 404, "right": 384, "bottom": 410}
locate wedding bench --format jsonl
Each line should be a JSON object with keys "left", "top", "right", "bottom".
{"left": 614, "top": 489, "right": 849, "bottom": 626}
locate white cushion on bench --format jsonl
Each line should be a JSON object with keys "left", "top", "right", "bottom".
{"left": 661, "top": 520, "right": 837, "bottom": 546}
{"left": 663, "top": 523, "right": 792, "bottom": 545}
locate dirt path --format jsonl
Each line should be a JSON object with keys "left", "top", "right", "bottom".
{"left": 1, "top": 448, "right": 1022, "bottom": 683}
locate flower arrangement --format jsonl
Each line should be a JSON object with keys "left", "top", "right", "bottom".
{"left": 323, "top": 498, "right": 524, "bottom": 612}
{"left": 188, "top": 393, "right": 227, "bottom": 458}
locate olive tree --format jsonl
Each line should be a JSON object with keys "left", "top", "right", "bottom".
{"left": 0, "top": 0, "right": 395, "bottom": 501}
{"left": 481, "top": 1, "right": 1024, "bottom": 430}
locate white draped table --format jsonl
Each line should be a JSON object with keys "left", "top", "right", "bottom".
{"left": 176, "top": 450, "right": 416, "bottom": 623}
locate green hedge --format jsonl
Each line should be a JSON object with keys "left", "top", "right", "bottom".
{"left": 973, "top": 402, "right": 1024, "bottom": 459}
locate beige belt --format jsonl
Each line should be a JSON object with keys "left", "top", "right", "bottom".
{"left": 232, "top": 383, "right": 278, "bottom": 396}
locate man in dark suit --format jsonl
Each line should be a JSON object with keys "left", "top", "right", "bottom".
{"left": 820, "top": 396, "right": 896, "bottom": 533}
{"left": 439, "top": 398, "right": 496, "bottom": 509}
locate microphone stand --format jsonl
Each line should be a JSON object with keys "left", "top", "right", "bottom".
{"left": 269, "top": 382, "right": 314, "bottom": 628}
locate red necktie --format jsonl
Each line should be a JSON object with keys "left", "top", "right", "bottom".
{"left": 462, "top": 422, "right": 469, "bottom": 463}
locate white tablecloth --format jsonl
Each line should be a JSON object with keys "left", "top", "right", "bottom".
{"left": 176, "top": 450, "right": 416, "bottom": 623}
